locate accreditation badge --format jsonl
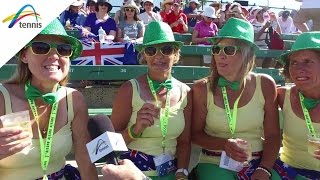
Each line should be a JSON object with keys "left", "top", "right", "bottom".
{"left": 219, "top": 151, "right": 243, "bottom": 172}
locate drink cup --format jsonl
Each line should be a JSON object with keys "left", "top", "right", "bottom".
{"left": 236, "top": 140, "right": 252, "bottom": 166}
{"left": 0, "top": 110, "right": 33, "bottom": 153}
{"left": 146, "top": 100, "right": 162, "bottom": 119}
{"left": 307, "top": 133, "right": 320, "bottom": 156}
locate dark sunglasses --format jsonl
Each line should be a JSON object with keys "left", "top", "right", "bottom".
{"left": 211, "top": 45, "right": 240, "bottom": 56}
{"left": 26, "top": 41, "right": 73, "bottom": 57}
{"left": 144, "top": 45, "right": 176, "bottom": 57}
{"left": 125, "top": 8, "right": 135, "bottom": 12}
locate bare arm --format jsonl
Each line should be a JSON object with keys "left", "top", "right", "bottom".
{"left": 258, "top": 75, "right": 281, "bottom": 170}
{"left": 192, "top": 30, "right": 209, "bottom": 44}
{"left": 191, "top": 80, "right": 228, "bottom": 150}
{"left": 71, "top": 90, "right": 98, "bottom": 179}
{"left": 176, "top": 87, "right": 192, "bottom": 170}
{"left": 117, "top": 28, "right": 124, "bottom": 42}
{"left": 106, "top": 30, "right": 116, "bottom": 41}
{"left": 136, "top": 23, "right": 145, "bottom": 43}
{"left": 114, "top": 10, "right": 121, "bottom": 25}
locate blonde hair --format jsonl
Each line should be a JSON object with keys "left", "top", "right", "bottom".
{"left": 209, "top": 39, "right": 255, "bottom": 94}
{"left": 4, "top": 49, "right": 69, "bottom": 86}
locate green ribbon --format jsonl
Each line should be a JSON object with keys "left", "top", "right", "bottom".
{"left": 302, "top": 95, "right": 320, "bottom": 110}
{"left": 25, "top": 81, "right": 60, "bottom": 104}
{"left": 218, "top": 77, "right": 240, "bottom": 91}
{"left": 147, "top": 75, "right": 173, "bottom": 92}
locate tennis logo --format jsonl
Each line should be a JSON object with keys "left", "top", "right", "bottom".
{"left": 2, "top": 4, "right": 42, "bottom": 28}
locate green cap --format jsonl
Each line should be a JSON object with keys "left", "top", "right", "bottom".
{"left": 209, "top": 18, "right": 259, "bottom": 51}
{"left": 135, "top": 21, "right": 183, "bottom": 52}
{"left": 279, "top": 31, "right": 320, "bottom": 65}
{"left": 39, "top": 18, "right": 82, "bottom": 60}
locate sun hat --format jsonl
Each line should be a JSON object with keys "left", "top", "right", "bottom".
{"left": 161, "top": 0, "right": 173, "bottom": 8}
{"left": 279, "top": 32, "right": 320, "bottom": 65}
{"left": 189, "top": 0, "right": 200, "bottom": 5}
{"left": 209, "top": 17, "right": 259, "bottom": 51}
{"left": 135, "top": 21, "right": 183, "bottom": 52}
{"left": 122, "top": 0, "right": 140, "bottom": 14}
{"left": 228, "top": 2, "right": 249, "bottom": 17}
{"left": 209, "top": 1, "right": 222, "bottom": 9}
{"left": 71, "top": 0, "right": 84, "bottom": 6}
{"left": 202, "top": 6, "right": 217, "bottom": 19}
{"left": 96, "top": 0, "right": 113, "bottom": 13}
{"left": 37, "top": 18, "right": 82, "bottom": 60}
{"left": 143, "top": 0, "right": 154, "bottom": 5}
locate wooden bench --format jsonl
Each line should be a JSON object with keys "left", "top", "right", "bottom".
{"left": 0, "top": 65, "right": 285, "bottom": 85}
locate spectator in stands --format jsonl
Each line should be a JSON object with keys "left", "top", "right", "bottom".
{"left": 164, "top": 0, "right": 188, "bottom": 33}
{"left": 117, "top": 0, "right": 144, "bottom": 43}
{"left": 112, "top": 21, "right": 192, "bottom": 180}
{"left": 192, "top": 6, "right": 218, "bottom": 45}
{"left": 139, "top": 0, "right": 162, "bottom": 26}
{"left": 160, "top": 0, "right": 173, "bottom": 22}
{"left": 293, "top": 0, "right": 320, "bottom": 32}
{"left": 209, "top": 1, "right": 223, "bottom": 28}
{"left": 114, "top": 0, "right": 129, "bottom": 24}
{"left": 85, "top": 0, "right": 97, "bottom": 14}
{"left": 191, "top": 18, "right": 281, "bottom": 180}
{"left": 278, "top": 10, "right": 293, "bottom": 34}
{"left": 0, "top": 19, "right": 97, "bottom": 179}
{"left": 225, "top": 2, "right": 248, "bottom": 22}
{"left": 183, "top": 0, "right": 201, "bottom": 27}
{"left": 289, "top": 9, "right": 300, "bottom": 33}
{"left": 276, "top": 31, "right": 320, "bottom": 179}
{"left": 83, "top": 0, "right": 116, "bottom": 41}
{"left": 59, "top": 0, "right": 87, "bottom": 28}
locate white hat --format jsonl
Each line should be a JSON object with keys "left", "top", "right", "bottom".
{"left": 143, "top": 0, "right": 154, "bottom": 5}
{"left": 189, "top": 0, "right": 200, "bottom": 5}
{"left": 71, "top": 0, "right": 84, "bottom": 6}
{"left": 122, "top": 0, "right": 140, "bottom": 14}
{"left": 202, "top": 6, "right": 217, "bottom": 19}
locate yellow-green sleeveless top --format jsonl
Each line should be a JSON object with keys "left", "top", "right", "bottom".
{"left": 280, "top": 88, "right": 320, "bottom": 171}
{"left": 200, "top": 74, "right": 265, "bottom": 165}
{"left": 0, "top": 85, "right": 74, "bottom": 180}
{"left": 127, "top": 78, "right": 188, "bottom": 156}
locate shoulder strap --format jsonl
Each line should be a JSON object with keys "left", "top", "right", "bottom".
{"left": 65, "top": 87, "right": 74, "bottom": 123}
{"left": 0, "top": 84, "right": 13, "bottom": 114}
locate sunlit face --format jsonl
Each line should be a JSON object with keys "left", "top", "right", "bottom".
{"left": 203, "top": 16, "right": 214, "bottom": 23}
{"left": 124, "top": 7, "right": 136, "bottom": 18}
{"left": 21, "top": 35, "right": 70, "bottom": 84}
{"left": 164, "top": 3, "right": 172, "bottom": 11}
{"left": 213, "top": 38, "right": 243, "bottom": 78}
{"left": 88, "top": 2, "right": 96, "bottom": 12}
{"left": 144, "top": 43, "right": 178, "bottom": 73}
{"left": 173, "top": 3, "right": 181, "bottom": 12}
{"left": 289, "top": 50, "right": 320, "bottom": 90}
{"left": 98, "top": 2, "right": 109, "bottom": 13}
{"left": 144, "top": 1, "right": 153, "bottom": 11}
{"left": 69, "top": 5, "right": 80, "bottom": 13}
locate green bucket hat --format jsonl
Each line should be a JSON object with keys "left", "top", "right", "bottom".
{"left": 135, "top": 21, "right": 183, "bottom": 52}
{"left": 38, "top": 18, "right": 82, "bottom": 60}
{"left": 209, "top": 18, "right": 259, "bottom": 51}
{"left": 279, "top": 31, "right": 320, "bottom": 65}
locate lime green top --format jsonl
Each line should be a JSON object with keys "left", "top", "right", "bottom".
{"left": 200, "top": 74, "right": 265, "bottom": 164}
{"left": 127, "top": 79, "right": 188, "bottom": 156}
{"left": 0, "top": 85, "right": 75, "bottom": 179}
{"left": 280, "top": 88, "right": 320, "bottom": 171}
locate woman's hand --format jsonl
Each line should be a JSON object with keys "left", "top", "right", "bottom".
{"left": 314, "top": 149, "right": 320, "bottom": 160}
{"left": 251, "top": 169, "right": 271, "bottom": 180}
{"left": 102, "top": 159, "right": 146, "bottom": 180}
{"left": 134, "top": 103, "right": 157, "bottom": 134}
{"left": 0, "top": 127, "right": 31, "bottom": 160}
{"left": 224, "top": 138, "right": 249, "bottom": 163}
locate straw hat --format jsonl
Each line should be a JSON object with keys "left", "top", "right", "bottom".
{"left": 209, "top": 0, "right": 222, "bottom": 9}
{"left": 161, "top": 0, "right": 174, "bottom": 8}
{"left": 122, "top": 0, "right": 140, "bottom": 14}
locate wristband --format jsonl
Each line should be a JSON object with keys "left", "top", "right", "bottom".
{"left": 256, "top": 166, "right": 272, "bottom": 177}
{"left": 128, "top": 124, "right": 142, "bottom": 139}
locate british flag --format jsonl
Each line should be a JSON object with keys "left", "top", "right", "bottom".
{"left": 72, "top": 40, "right": 126, "bottom": 65}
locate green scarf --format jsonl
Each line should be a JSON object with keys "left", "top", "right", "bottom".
{"left": 25, "top": 81, "right": 61, "bottom": 104}
{"left": 301, "top": 93, "right": 320, "bottom": 110}
{"left": 218, "top": 77, "right": 240, "bottom": 91}
{"left": 147, "top": 75, "right": 173, "bottom": 92}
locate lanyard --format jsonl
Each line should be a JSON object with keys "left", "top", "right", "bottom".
{"left": 299, "top": 92, "right": 316, "bottom": 135}
{"left": 147, "top": 75, "right": 171, "bottom": 153}
{"left": 26, "top": 86, "right": 59, "bottom": 180}
{"left": 221, "top": 85, "right": 245, "bottom": 138}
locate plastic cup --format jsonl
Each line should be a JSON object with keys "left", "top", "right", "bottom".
{"left": 307, "top": 133, "right": 320, "bottom": 156}
{"left": 236, "top": 140, "right": 252, "bottom": 167}
{"left": 145, "top": 100, "right": 162, "bottom": 119}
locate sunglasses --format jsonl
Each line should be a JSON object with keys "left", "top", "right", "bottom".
{"left": 125, "top": 8, "right": 135, "bottom": 12}
{"left": 211, "top": 45, "right": 240, "bottom": 56}
{"left": 26, "top": 41, "right": 73, "bottom": 57}
{"left": 144, "top": 45, "right": 176, "bottom": 57}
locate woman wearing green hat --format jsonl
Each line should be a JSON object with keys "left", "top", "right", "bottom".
{"left": 275, "top": 32, "right": 320, "bottom": 179}
{"left": 0, "top": 19, "right": 98, "bottom": 179}
{"left": 111, "top": 21, "right": 192, "bottom": 180}
{"left": 191, "top": 18, "right": 281, "bottom": 180}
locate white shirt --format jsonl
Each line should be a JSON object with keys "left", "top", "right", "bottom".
{"left": 301, "top": 0, "right": 320, "bottom": 8}
{"left": 278, "top": 16, "right": 293, "bottom": 34}
{"left": 138, "top": 12, "right": 162, "bottom": 25}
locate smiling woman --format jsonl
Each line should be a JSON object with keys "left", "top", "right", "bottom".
{"left": 0, "top": 18, "right": 98, "bottom": 180}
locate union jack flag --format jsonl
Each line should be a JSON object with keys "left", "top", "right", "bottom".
{"left": 72, "top": 40, "right": 125, "bottom": 65}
